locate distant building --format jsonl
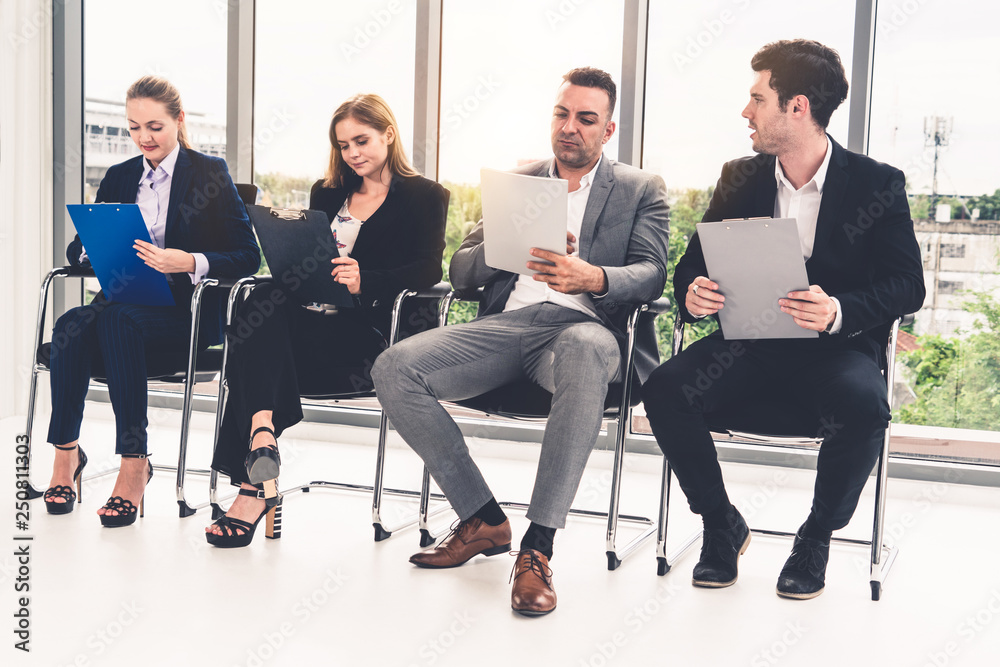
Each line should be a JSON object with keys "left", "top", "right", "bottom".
{"left": 913, "top": 217, "right": 1000, "bottom": 336}
{"left": 84, "top": 97, "right": 226, "bottom": 202}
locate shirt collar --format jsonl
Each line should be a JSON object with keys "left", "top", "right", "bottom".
{"left": 549, "top": 153, "right": 603, "bottom": 188}
{"left": 774, "top": 135, "right": 832, "bottom": 194}
{"left": 139, "top": 142, "right": 181, "bottom": 183}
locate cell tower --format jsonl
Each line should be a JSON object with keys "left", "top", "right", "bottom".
{"left": 923, "top": 116, "right": 953, "bottom": 212}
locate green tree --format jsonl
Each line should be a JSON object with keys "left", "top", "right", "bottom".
{"left": 899, "top": 291, "right": 1000, "bottom": 430}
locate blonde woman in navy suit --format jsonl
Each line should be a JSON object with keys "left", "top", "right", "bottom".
{"left": 44, "top": 76, "right": 260, "bottom": 527}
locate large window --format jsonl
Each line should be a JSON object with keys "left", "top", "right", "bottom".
{"left": 84, "top": 0, "right": 228, "bottom": 203}
{"left": 253, "top": 0, "right": 417, "bottom": 208}
{"left": 868, "top": 1, "right": 1000, "bottom": 437}
{"left": 642, "top": 0, "right": 855, "bottom": 190}
{"left": 439, "top": 0, "right": 624, "bottom": 186}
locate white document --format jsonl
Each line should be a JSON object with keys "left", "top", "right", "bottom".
{"left": 696, "top": 217, "right": 817, "bottom": 340}
{"left": 480, "top": 168, "right": 568, "bottom": 276}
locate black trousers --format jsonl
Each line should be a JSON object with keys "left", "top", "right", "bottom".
{"left": 640, "top": 333, "right": 890, "bottom": 532}
{"left": 211, "top": 285, "right": 386, "bottom": 485}
{"left": 47, "top": 297, "right": 192, "bottom": 456}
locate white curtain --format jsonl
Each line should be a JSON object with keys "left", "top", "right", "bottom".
{"left": 0, "top": 0, "right": 52, "bottom": 419}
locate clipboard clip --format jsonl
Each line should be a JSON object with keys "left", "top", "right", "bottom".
{"left": 270, "top": 208, "right": 306, "bottom": 221}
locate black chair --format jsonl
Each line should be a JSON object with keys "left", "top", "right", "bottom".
{"left": 20, "top": 185, "right": 260, "bottom": 516}
{"left": 371, "top": 288, "right": 671, "bottom": 570}
{"left": 654, "top": 314, "right": 910, "bottom": 600}
{"left": 206, "top": 277, "right": 451, "bottom": 526}
{"left": 20, "top": 266, "right": 234, "bottom": 515}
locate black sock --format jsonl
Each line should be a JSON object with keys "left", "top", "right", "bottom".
{"left": 800, "top": 514, "right": 832, "bottom": 542}
{"left": 471, "top": 497, "right": 507, "bottom": 527}
{"left": 702, "top": 499, "right": 736, "bottom": 530}
{"left": 519, "top": 522, "right": 556, "bottom": 560}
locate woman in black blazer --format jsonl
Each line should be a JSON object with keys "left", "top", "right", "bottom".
{"left": 44, "top": 76, "right": 260, "bottom": 527}
{"left": 207, "top": 94, "right": 448, "bottom": 547}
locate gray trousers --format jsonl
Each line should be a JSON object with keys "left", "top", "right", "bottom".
{"left": 371, "top": 303, "right": 622, "bottom": 529}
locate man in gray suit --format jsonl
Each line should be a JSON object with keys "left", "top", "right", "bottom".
{"left": 372, "top": 67, "right": 669, "bottom": 616}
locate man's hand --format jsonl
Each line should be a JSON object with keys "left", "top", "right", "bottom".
{"left": 331, "top": 256, "right": 362, "bottom": 295}
{"left": 780, "top": 285, "right": 837, "bottom": 331}
{"left": 134, "top": 240, "right": 195, "bottom": 274}
{"left": 686, "top": 276, "right": 724, "bottom": 316}
{"left": 526, "top": 241, "right": 606, "bottom": 295}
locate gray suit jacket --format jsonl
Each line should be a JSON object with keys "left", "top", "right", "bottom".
{"left": 450, "top": 156, "right": 671, "bottom": 381}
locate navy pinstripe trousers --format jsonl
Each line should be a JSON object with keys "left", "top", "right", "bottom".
{"left": 46, "top": 297, "right": 192, "bottom": 456}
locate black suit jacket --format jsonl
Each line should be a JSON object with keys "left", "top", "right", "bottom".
{"left": 68, "top": 147, "right": 261, "bottom": 346}
{"left": 309, "top": 174, "right": 449, "bottom": 337}
{"left": 674, "top": 137, "right": 926, "bottom": 364}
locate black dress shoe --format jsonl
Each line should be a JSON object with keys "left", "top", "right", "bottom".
{"left": 692, "top": 508, "right": 750, "bottom": 588}
{"left": 776, "top": 530, "right": 830, "bottom": 600}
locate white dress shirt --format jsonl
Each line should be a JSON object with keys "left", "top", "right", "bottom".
{"left": 773, "top": 135, "right": 842, "bottom": 333}
{"left": 134, "top": 143, "right": 208, "bottom": 284}
{"left": 502, "top": 156, "right": 603, "bottom": 319}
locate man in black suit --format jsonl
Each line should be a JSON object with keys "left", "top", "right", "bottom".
{"left": 641, "top": 39, "right": 925, "bottom": 599}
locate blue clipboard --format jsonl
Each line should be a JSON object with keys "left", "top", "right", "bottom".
{"left": 66, "top": 204, "right": 175, "bottom": 307}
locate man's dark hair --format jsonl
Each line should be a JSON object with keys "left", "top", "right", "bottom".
{"left": 751, "top": 39, "right": 848, "bottom": 130}
{"left": 561, "top": 67, "right": 617, "bottom": 119}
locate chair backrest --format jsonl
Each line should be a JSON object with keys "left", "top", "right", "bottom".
{"left": 235, "top": 183, "right": 259, "bottom": 208}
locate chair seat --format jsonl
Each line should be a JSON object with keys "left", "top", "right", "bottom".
{"left": 36, "top": 343, "right": 224, "bottom": 383}
{"left": 452, "top": 378, "right": 637, "bottom": 419}
{"left": 704, "top": 398, "right": 821, "bottom": 439}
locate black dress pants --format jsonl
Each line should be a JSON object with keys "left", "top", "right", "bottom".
{"left": 641, "top": 333, "right": 890, "bottom": 532}
{"left": 211, "top": 285, "right": 386, "bottom": 485}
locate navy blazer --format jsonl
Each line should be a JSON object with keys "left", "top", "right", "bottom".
{"left": 674, "top": 136, "right": 926, "bottom": 364}
{"left": 68, "top": 147, "right": 260, "bottom": 346}
{"left": 309, "top": 174, "right": 449, "bottom": 337}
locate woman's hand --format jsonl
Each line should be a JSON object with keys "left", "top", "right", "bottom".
{"left": 332, "top": 257, "right": 361, "bottom": 295}
{"left": 133, "top": 240, "right": 196, "bottom": 274}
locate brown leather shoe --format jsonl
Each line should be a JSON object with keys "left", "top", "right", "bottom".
{"left": 510, "top": 549, "right": 557, "bottom": 616}
{"left": 409, "top": 518, "right": 512, "bottom": 569}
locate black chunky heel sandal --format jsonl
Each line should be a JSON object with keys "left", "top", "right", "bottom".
{"left": 44, "top": 444, "right": 89, "bottom": 515}
{"left": 245, "top": 426, "right": 281, "bottom": 507}
{"left": 99, "top": 457, "right": 153, "bottom": 528}
{"left": 205, "top": 487, "right": 283, "bottom": 548}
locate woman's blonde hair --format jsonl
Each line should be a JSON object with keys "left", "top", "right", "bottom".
{"left": 126, "top": 75, "right": 191, "bottom": 149}
{"left": 323, "top": 94, "right": 419, "bottom": 188}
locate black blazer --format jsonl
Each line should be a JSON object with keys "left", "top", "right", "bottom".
{"left": 309, "top": 174, "right": 449, "bottom": 336}
{"left": 68, "top": 147, "right": 261, "bottom": 346}
{"left": 674, "top": 137, "right": 926, "bottom": 364}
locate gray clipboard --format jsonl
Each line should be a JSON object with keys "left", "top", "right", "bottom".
{"left": 696, "top": 217, "right": 817, "bottom": 340}
{"left": 480, "top": 168, "right": 568, "bottom": 275}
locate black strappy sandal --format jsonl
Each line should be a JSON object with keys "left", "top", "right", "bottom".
{"left": 244, "top": 426, "right": 281, "bottom": 507}
{"left": 99, "top": 457, "right": 153, "bottom": 528}
{"left": 205, "top": 486, "right": 283, "bottom": 548}
{"left": 44, "top": 444, "right": 89, "bottom": 515}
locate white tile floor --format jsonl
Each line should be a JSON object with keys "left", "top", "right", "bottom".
{"left": 4, "top": 403, "right": 1000, "bottom": 667}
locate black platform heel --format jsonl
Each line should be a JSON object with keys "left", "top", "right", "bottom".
{"left": 44, "top": 444, "right": 89, "bottom": 515}
{"left": 205, "top": 487, "right": 283, "bottom": 548}
{"left": 245, "top": 426, "right": 281, "bottom": 507}
{"left": 99, "top": 457, "right": 153, "bottom": 528}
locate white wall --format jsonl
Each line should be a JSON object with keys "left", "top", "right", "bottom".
{"left": 1, "top": 0, "right": 52, "bottom": 419}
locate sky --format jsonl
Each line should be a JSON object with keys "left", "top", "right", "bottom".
{"left": 85, "top": 0, "right": 1000, "bottom": 197}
